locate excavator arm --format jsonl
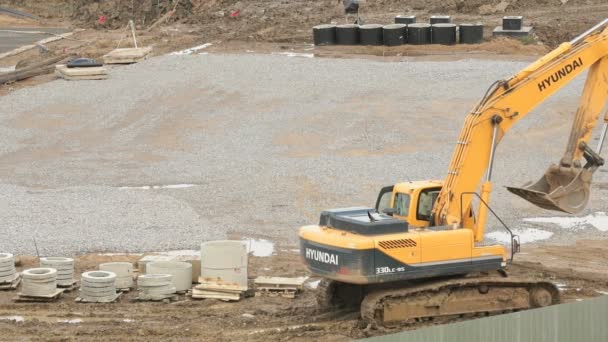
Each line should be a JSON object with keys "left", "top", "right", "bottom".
{"left": 432, "top": 20, "right": 608, "bottom": 241}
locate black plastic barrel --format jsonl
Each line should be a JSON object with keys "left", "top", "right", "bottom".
{"left": 430, "top": 15, "right": 451, "bottom": 24}
{"left": 395, "top": 15, "right": 416, "bottom": 24}
{"left": 382, "top": 24, "right": 406, "bottom": 46}
{"left": 502, "top": 16, "right": 523, "bottom": 30}
{"left": 407, "top": 23, "right": 431, "bottom": 45}
{"left": 431, "top": 23, "right": 457, "bottom": 45}
{"left": 459, "top": 23, "right": 484, "bottom": 44}
{"left": 336, "top": 24, "right": 360, "bottom": 45}
{"left": 359, "top": 24, "right": 383, "bottom": 45}
{"left": 312, "top": 24, "right": 336, "bottom": 46}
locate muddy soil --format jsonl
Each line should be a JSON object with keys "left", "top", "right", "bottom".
{"left": 0, "top": 240, "right": 607, "bottom": 341}
{"left": 2, "top": 0, "right": 608, "bottom": 47}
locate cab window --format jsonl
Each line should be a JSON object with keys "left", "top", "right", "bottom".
{"left": 394, "top": 193, "right": 410, "bottom": 217}
{"left": 417, "top": 188, "right": 441, "bottom": 221}
{"left": 375, "top": 186, "right": 394, "bottom": 214}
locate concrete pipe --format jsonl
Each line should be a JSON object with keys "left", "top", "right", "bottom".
{"left": 40, "top": 257, "right": 74, "bottom": 286}
{"left": 201, "top": 241, "right": 248, "bottom": 289}
{"left": 336, "top": 24, "right": 360, "bottom": 45}
{"left": 82, "top": 271, "right": 116, "bottom": 283}
{"left": 0, "top": 253, "right": 14, "bottom": 267}
{"left": 100, "top": 262, "right": 134, "bottom": 289}
{"left": 137, "top": 274, "right": 176, "bottom": 298}
{"left": 313, "top": 24, "right": 337, "bottom": 46}
{"left": 359, "top": 24, "right": 384, "bottom": 46}
{"left": 80, "top": 271, "right": 117, "bottom": 301}
{"left": 147, "top": 261, "right": 192, "bottom": 292}
{"left": 21, "top": 268, "right": 57, "bottom": 296}
{"left": 138, "top": 274, "right": 172, "bottom": 285}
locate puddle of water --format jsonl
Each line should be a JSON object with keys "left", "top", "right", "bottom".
{"left": 118, "top": 184, "right": 196, "bottom": 190}
{"left": 524, "top": 212, "right": 608, "bottom": 231}
{"left": 0, "top": 316, "right": 25, "bottom": 322}
{"left": 272, "top": 52, "right": 314, "bottom": 58}
{"left": 58, "top": 319, "right": 82, "bottom": 324}
{"left": 487, "top": 228, "right": 553, "bottom": 244}
{"left": 243, "top": 238, "right": 275, "bottom": 257}
{"left": 171, "top": 43, "right": 212, "bottom": 55}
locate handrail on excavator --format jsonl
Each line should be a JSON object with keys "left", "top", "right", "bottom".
{"left": 571, "top": 18, "right": 608, "bottom": 44}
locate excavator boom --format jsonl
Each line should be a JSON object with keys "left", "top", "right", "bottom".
{"left": 433, "top": 20, "right": 608, "bottom": 235}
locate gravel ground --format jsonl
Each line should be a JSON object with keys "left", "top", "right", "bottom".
{"left": 0, "top": 53, "right": 606, "bottom": 255}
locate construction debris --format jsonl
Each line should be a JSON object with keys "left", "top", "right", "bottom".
{"left": 103, "top": 47, "right": 152, "bottom": 64}
{"left": 0, "top": 55, "right": 68, "bottom": 84}
{"left": 254, "top": 276, "right": 307, "bottom": 298}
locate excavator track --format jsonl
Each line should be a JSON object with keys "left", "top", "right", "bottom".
{"left": 360, "top": 276, "right": 560, "bottom": 326}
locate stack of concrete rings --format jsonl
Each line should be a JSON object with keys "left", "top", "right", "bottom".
{"left": 137, "top": 274, "right": 176, "bottom": 299}
{"left": 100, "top": 262, "right": 134, "bottom": 289}
{"left": 22, "top": 268, "right": 57, "bottom": 296}
{"left": 40, "top": 257, "right": 74, "bottom": 286}
{"left": 0, "top": 253, "right": 17, "bottom": 283}
{"left": 80, "top": 271, "right": 117, "bottom": 302}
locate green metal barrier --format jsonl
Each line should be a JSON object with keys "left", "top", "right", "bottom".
{"left": 363, "top": 295, "right": 608, "bottom": 342}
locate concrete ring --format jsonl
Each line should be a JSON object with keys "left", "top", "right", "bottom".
{"left": 82, "top": 271, "right": 116, "bottom": 283}
{"left": 22, "top": 268, "right": 57, "bottom": 280}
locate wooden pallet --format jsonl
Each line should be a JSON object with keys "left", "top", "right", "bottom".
{"left": 14, "top": 289, "right": 64, "bottom": 302}
{"left": 255, "top": 288, "right": 298, "bottom": 299}
{"left": 0, "top": 274, "right": 21, "bottom": 291}
{"left": 57, "top": 280, "right": 79, "bottom": 292}
{"left": 75, "top": 292, "right": 122, "bottom": 303}
{"left": 135, "top": 293, "right": 179, "bottom": 302}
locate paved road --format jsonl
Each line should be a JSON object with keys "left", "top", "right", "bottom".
{"left": 0, "top": 27, "right": 69, "bottom": 53}
{"left": 0, "top": 53, "right": 605, "bottom": 255}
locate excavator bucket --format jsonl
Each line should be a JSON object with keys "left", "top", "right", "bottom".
{"left": 507, "top": 142, "right": 604, "bottom": 214}
{"left": 506, "top": 165, "right": 592, "bottom": 214}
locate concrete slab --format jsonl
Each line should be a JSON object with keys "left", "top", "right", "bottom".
{"left": 103, "top": 47, "right": 152, "bottom": 64}
{"left": 56, "top": 64, "right": 107, "bottom": 76}
{"left": 254, "top": 276, "right": 307, "bottom": 290}
{"left": 492, "top": 26, "right": 534, "bottom": 38}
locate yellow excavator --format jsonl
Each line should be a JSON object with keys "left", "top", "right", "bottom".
{"left": 299, "top": 20, "right": 608, "bottom": 325}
